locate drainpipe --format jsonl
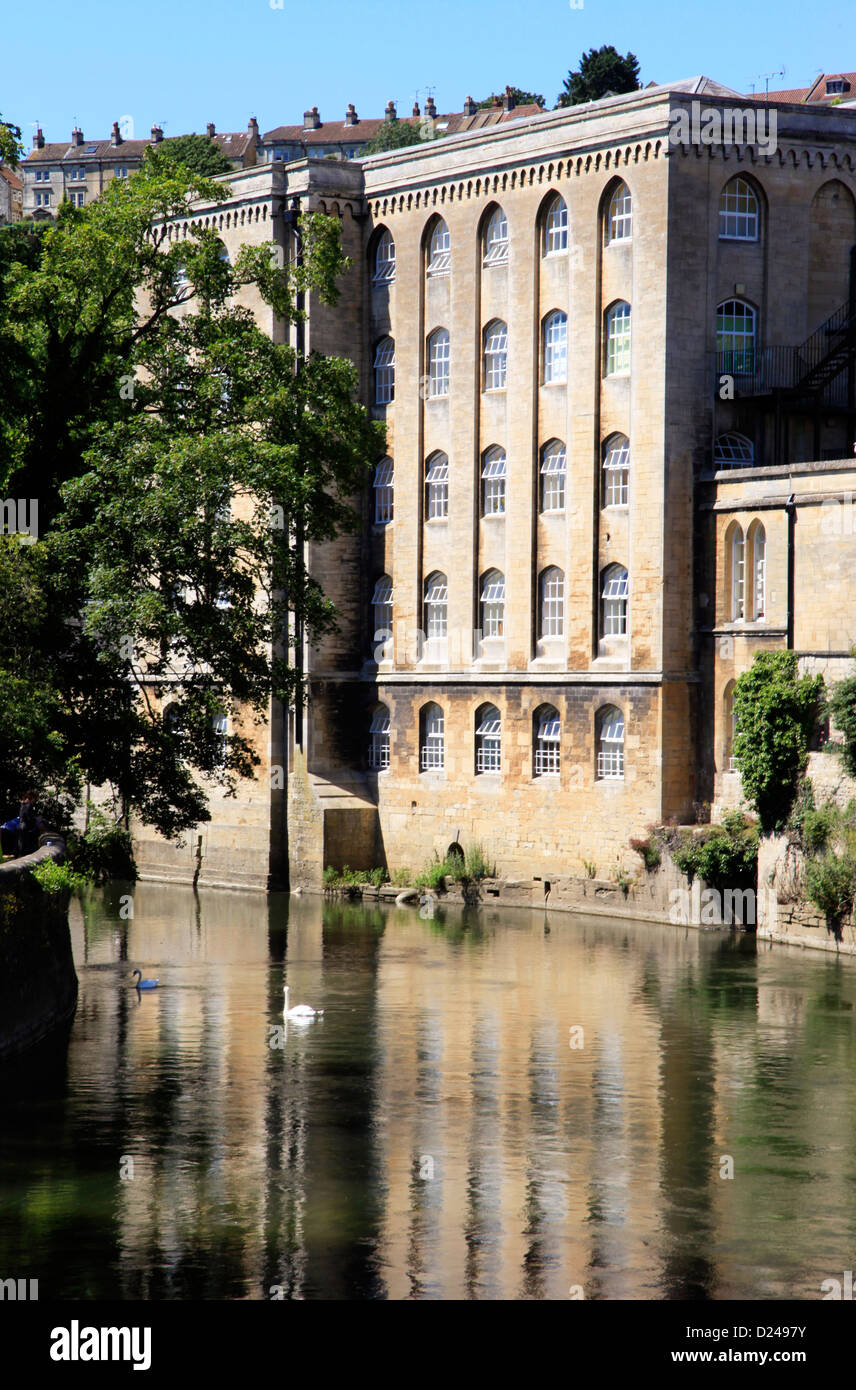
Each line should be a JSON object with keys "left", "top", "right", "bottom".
{"left": 281, "top": 196, "right": 305, "bottom": 749}
{"left": 785, "top": 493, "right": 796, "bottom": 650}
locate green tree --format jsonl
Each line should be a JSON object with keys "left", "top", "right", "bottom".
{"left": 0, "top": 114, "right": 23, "bottom": 168}
{"left": 476, "top": 89, "right": 544, "bottom": 109}
{"left": 732, "top": 651, "right": 825, "bottom": 832}
{"left": 828, "top": 663, "right": 856, "bottom": 777}
{"left": 557, "top": 45, "right": 641, "bottom": 107}
{"left": 157, "top": 134, "right": 232, "bottom": 177}
{"left": 0, "top": 154, "right": 383, "bottom": 837}
{"left": 361, "top": 120, "right": 431, "bottom": 155}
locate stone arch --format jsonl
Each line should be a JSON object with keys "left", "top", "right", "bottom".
{"left": 808, "top": 179, "right": 856, "bottom": 330}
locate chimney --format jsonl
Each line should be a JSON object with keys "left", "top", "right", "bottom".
{"left": 412, "top": 100, "right": 421, "bottom": 118}
{"left": 248, "top": 116, "right": 259, "bottom": 139}
{"left": 463, "top": 95, "right": 477, "bottom": 116}
{"left": 384, "top": 100, "right": 397, "bottom": 123}
{"left": 503, "top": 85, "right": 515, "bottom": 112}
{"left": 425, "top": 95, "right": 437, "bottom": 119}
{"left": 33, "top": 127, "right": 45, "bottom": 150}
{"left": 303, "top": 106, "right": 321, "bottom": 130}
{"left": 71, "top": 127, "right": 84, "bottom": 147}
{"left": 206, "top": 122, "right": 216, "bottom": 139}
{"left": 151, "top": 124, "right": 163, "bottom": 143}
{"left": 344, "top": 103, "right": 358, "bottom": 126}
{"left": 111, "top": 121, "right": 122, "bottom": 146}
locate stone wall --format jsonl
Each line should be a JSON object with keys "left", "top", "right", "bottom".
{"left": 0, "top": 842, "right": 78, "bottom": 1060}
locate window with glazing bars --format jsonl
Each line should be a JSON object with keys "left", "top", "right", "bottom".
{"left": 713, "top": 433, "right": 754, "bottom": 468}
{"left": 424, "top": 574, "right": 448, "bottom": 638}
{"left": 373, "top": 229, "right": 396, "bottom": 282}
{"left": 374, "top": 337, "right": 395, "bottom": 404}
{"left": 607, "top": 182, "right": 632, "bottom": 241}
{"left": 373, "top": 457, "right": 394, "bottom": 523}
{"left": 428, "top": 329, "right": 450, "bottom": 396}
{"left": 368, "top": 706, "right": 390, "bottom": 769}
{"left": 483, "top": 320, "right": 507, "bottom": 390}
{"left": 480, "top": 571, "right": 505, "bottom": 638}
{"left": 605, "top": 302, "right": 631, "bottom": 375}
{"left": 597, "top": 707, "right": 625, "bottom": 778}
{"left": 371, "top": 575, "right": 393, "bottom": 641}
{"left": 481, "top": 448, "right": 506, "bottom": 515}
{"left": 603, "top": 435, "right": 629, "bottom": 506}
{"left": 731, "top": 528, "right": 745, "bottom": 620}
{"left": 544, "top": 195, "right": 568, "bottom": 254}
{"left": 754, "top": 527, "right": 766, "bottom": 619}
{"left": 420, "top": 704, "right": 445, "bottom": 769}
{"left": 717, "top": 300, "right": 755, "bottom": 374}
{"left": 425, "top": 454, "right": 449, "bottom": 519}
{"left": 718, "top": 178, "right": 758, "bottom": 240}
{"left": 543, "top": 311, "right": 567, "bottom": 383}
{"left": 483, "top": 207, "right": 509, "bottom": 265}
{"left": 539, "top": 567, "right": 564, "bottom": 637}
{"left": 602, "top": 566, "right": 628, "bottom": 635}
{"left": 427, "top": 219, "right": 450, "bottom": 274}
{"left": 540, "top": 440, "right": 566, "bottom": 511}
{"left": 475, "top": 706, "right": 501, "bottom": 773}
{"left": 534, "top": 708, "right": 561, "bottom": 775}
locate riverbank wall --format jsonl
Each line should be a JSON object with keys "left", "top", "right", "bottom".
{"left": 0, "top": 842, "right": 78, "bottom": 1060}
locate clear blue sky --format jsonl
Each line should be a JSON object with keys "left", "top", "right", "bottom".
{"left": 4, "top": 0, "right": 852, "bottom": 144}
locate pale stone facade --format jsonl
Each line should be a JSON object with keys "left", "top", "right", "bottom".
{"left": 130, "top": 78, "right": 856, "bottom": 891}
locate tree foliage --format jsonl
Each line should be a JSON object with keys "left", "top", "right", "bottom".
{"left": 732, "top": 651, "right": 825, "bottom": 832}
{"left": 476, "top": 89, "right": 544, "bottom": 109}
{"left": 361, "top": 120, "right": 434, "bottom": 155}
{"left": 828, "top": 668, "right": 856, "bottom": 778}
{"left": 0, "top": 113, "right": 23, "bottom": 169}
{"left": 557, "top": 45, "right": 641, "bottom": 107}
{"left": 155, "top": 134, "right": 233, "bottom": 177}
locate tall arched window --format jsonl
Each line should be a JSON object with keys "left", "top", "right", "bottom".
{"left": 426, "top": 217, "right": 450, "bottom": 275}
{"left": 480, "top": 570, "right": 505, "bottom": 638}
{"left": 543, "top": 193, "right": 568, "bottom": 255}
{"left": 605, "top": 301, "right": 631, "bottom": 375}
{"left": 373, "top": 336, "right": 395, "bottom": 405}
{"left": 373, "top": 457, "right": 394, "bottom": 523}
{"left": 163, "top": 703, "right": 183, "bottom": 736}
{"left": 475, "top": 704, "right": 502, "bottom": 774}
{"left": 420, "top": 703, "right": 445, "bottom": 770}
{"left": 481, "top": 446, "right": 506, "bottom": 515}
{"left": 212, "top": 709, "right": 228, "bottom": 766}
{"left": 540, "top": 439, "right": 566, "bottom": 512}
{"left": 723, "top": 681, "right": 737, "bottom": 772}
{"left": 749, "top": 521, "right": 766, "bottom": 620}
{"left": 372, "top": 228, "right": 396, "bottom": 283}
{"left": 714, "top": 433, "right": 755, "bottom": 468}
{"left": 606, "top": 181, "right": 632, "bottom": 242}
{"left": 427, "top": 328, "right": 450, "bottom": 396}
{"left": 596, "top": 706, "right": 625, "bottom": 779}
{"left": 534, "top": 705, "right": 561, "bottom": 776}
{"left": 602, "top": 433, "right": 630, "bottom": 506}
{"left": 368, "top": 705, "right": 391, "bottom": 770}
{"left": 717, "top": 300, "right": 756, "bottom": 374}
{"left": 719, "top": 177, "right": 759, "bottom": 241}
{"left": 483, "top": 320, "right": 507, "bottom": 390}
{"left": 543, "top": 310, "right": 567, "bottom": 383}
{"left": 424, "top": 572, "right": 448, "bottom": 638}
{"left": 539, "top": 566, "right": 565, "bottom": 637}
{"left": 425, "top": 452, "right": 449, "bottom": 519}
{"left": 371, "top": 575, "right": 393, "bottom": 644}
{"left": 729, "top": 524, "right": 745, "bottom": 620}
{"left": 483, "top": 206, "right": 509, "bottom": 265}
{"left": 601, "top": 564, "right": 628, "bottom": 636}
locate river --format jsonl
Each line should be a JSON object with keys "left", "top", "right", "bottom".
{"left": 1, "top": 884, "right": 855, "bottom": 1300}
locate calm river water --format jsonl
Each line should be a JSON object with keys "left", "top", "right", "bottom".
{"left": 2, "top": 884, "right": 856, "bottom": 1301}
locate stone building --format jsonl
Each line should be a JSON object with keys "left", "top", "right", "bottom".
{"left": 0, "top": 164, "right": 23, "bottom": 224}
{"left": 132, "top": 76, "right": 856, "bottom": 892}
{"left": 20, "top": 119, "right": 259, "bottom": 219}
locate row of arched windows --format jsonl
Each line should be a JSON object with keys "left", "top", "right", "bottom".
{"left": 368, "top": 175, "right": 765, "bottom": 291}
{"left": 370, "top": 184, "right": 633, "bottom": 289}
{"left": 371, "top": 434, "right": 631, "bottom": 523}
{"left": 367, "top": 702, "right": 626, "bottom": 780}
{"left": 726, "top": 521, "right": 766, "bottom": 622}
{"left": 370, "top": 565, "right": 629, "bottom": 646}
{"left": 372, "top": 302, "right": 631, "bottom": 403}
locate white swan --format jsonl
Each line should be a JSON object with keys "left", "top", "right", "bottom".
{"left": 283, "top": 985, "right": 323, "bottom": 1021}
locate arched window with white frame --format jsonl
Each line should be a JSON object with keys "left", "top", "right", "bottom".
{"left": 602, "top": 433, "right": 630, "bottom": 507}
{"left": 420, "top": 702, "right": 445, "bottom": 770}
{"left": 371, "top": 574, "right": 393, "bottom": 647}
{"left": 483, "top": 320, "right": 507, "bottom": 390}
{"left": 483, "top": 206, "right": 509, "bottom": 265}
{"left": 605, "top": 301, "right": 631, "bottom": 375}
{"left": 368, "top": 705, "right": 391, "bottom": 770}
{"left": 601, "top": 564, "right": 628, "bottom": 637}
{"left": 543, "top": 310, "right": 567, "bottom": 383}
{"left": 373, "top": 336, "right": 395, "bottom": 405}
{"left": 372, "top": 227, "right": 396, "bottom": 283}
{"left": 540, "top": 439, "right": 566, "bottom": 512}
{"left": 481, "top": 446, "right": 506, "bottom": 515}
{"left": 723, "top": 681, "right": 738, "bottom": 772}
{"left": 596, "top": 705, "right": 625, "bottom": 780}
{"left": 475, "top": 704, "right": 502, "bottom": 774}
{"left": 539, "top": 566, "right": 565, "bottom": 638}
{"left": 479, "top": 569, "right": 505, "bottom": 638}
{"left": 425, "top": 452, "right": 449, "bottom": 519}
{"left": 373, "top": 457, "right": 394, "bottom": 523}
{"left": 605, "top": 181, "right": 632, "bottom": 243}
{"left": 426, "top": 217, "right": 450, "bottom": 275}
{"left": 543, "top": 193, "right": 568, "bottom": 255}
{"left": 728, "top": 523, "right": 745, "bottom": 621}
{"left": 427, "top": 327, "right": 450, "bottom": 396}
{"left": 534, "top": 705, "right": 561, "bottom": 776}
{"left": 719, "top": 177, "right": 759, "bottom": 241}
{"left": 424, "top": 572, "right": 448, "bottom": 638}
{"left": 749, "top": 521, "right": 766, "bottom": 620}
{"left": 717, "top": 300, "right": 756, "bottom": 374}
{"left": 714, "top": 433, "right": 755, "bottom": 469}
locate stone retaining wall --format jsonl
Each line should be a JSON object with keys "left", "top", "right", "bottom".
{"left": 0, "top": 841, "right": 79, "bottom": 1060}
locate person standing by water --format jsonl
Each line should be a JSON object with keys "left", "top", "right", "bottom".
{"left": 16, "top": 790, "right": 39, "bottom": 857}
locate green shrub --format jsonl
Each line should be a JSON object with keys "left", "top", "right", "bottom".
{"left": 391, "top": 867, "right": 412, "bottom": 887}
{"left": 629, "top": 835, "right": 661, "bottom": 871}
{"left": 805, "top": 852, "right": 856, "bottom": 938}
{"left": 29, "top": 858, "right": 85, "bottom": 894}
{"left": 464, "top": 843, "right": 495, "bottom": 878}
{"left": 829, "top": 672, "right": 856, "bottom": 778}
{"left": 322, "top": 866, "right": 339, "bottom": 888}
{"left": 582, "top": 859, "right": 597, "bottom": 879}
{"left": 670, "top": 812, "right": 758, "bottom": 890}
{"left": 66, "top": 804, "right": 136, "bottom": 883}
{"left": 732, "top": 652, "right": 825, "bottom": 832}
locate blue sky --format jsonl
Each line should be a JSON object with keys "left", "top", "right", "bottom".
{"left": 4, "top": 0, "right": 852, "bottom": 144}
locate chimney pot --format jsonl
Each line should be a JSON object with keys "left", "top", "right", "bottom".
{"left": 503, "top": 85, "right": 515, "bottom": 112}
{"left": 345, "top": 103, "right": 358, "bottom": 126}
{"left": 463, "top": 95, "right": 477, "bottom": 116}
{"left": 384, "top": 100, "right": 397, "bottom": 123}
{"left": 303, "top": 107, "right": 321, "bottom": 130}
{"left": 72, "top": 127, "right": 84, "bottom": 146}
{"left": 425, "top": 96, "right": 436, "bottom": 118}
{"left": 412, "top": 101, "right": 421, "bottom": 118}
{"left": 151, "top": 124, "right": 163, "bottom": 143}
{"left": 33, "top": 127, "right": 45, "bottom": 150}
{"left": 206, "top": 122, "right": 216, "bottom": 138}
{"left": 111, "top": 120, "right": 122, "bottom": 146}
